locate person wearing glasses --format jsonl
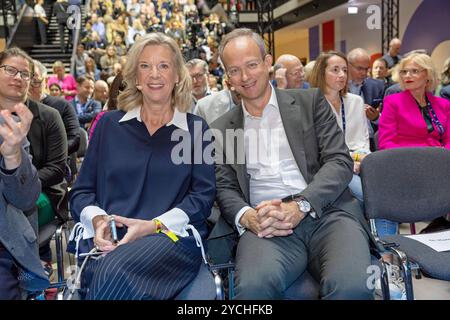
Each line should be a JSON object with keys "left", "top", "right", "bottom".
{"left": 186, "top": 58, "right": 211, "bottom": 112}
{"left": 378, "top": 53, "right": 450, "bottom": 236}
{"left": 29, "top": 59, "right": 80, "bottom": 185}
{"left": 24, "top": 60, "right": 68, "bottom": 276}
{"left": 69, "top": 33, "right": 215, "bottom": 300}
{"left": 211, "top": 28, "right": 374, "bottom": 299}
{"left": 347, "top": 48, "right": 384, "bottom": 151}
{"left": 274, "top": 54, "right": 310, "bottom": 89}
{"left": 0, "top": 47, "right": 49, "bottom": 299}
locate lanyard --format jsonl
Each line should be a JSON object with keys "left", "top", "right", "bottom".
{"left": 415, "top": 95, "right": 445, "bottom": 137}
{"left": 340, "top": 96, "right": 346, "bottom": 135}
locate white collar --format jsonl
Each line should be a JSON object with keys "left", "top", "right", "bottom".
{"left": 119, "top": 106, "right": 189, "bottom": 131}
{"left": 242, "top": 83, "right": 279, "bottom": 119}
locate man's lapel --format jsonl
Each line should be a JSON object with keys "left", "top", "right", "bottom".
{"left": 228, "top": 106, "right": 250, "bottom": 201}
{"left": 276, "top": 89, "right": 309, "bottom": 180}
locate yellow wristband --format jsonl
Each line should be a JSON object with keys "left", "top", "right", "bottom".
{"left": 153, "top": 219, "right": 179, "bottom": 242}
{"left": 354, "top": 153, "right": 359, "bottom": 162}
{"left": 153, "top": 219, "right": 162, "bottom": 233}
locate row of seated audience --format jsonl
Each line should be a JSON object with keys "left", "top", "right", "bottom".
{"left": 1, "top": 24, "right": 449, "bottom": 300}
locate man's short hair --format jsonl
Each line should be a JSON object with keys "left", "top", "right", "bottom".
{"left": 218, "top": 28, "right": 267, "bottom": 65}
{"left": 76, "top": 75, "right": 95, "bottom": 85}
{"left": 186, "top": 58, "right": 208, "bottom": 74}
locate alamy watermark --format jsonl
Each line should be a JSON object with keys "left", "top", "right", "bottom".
{"left": 170, "top": 121, "right": 284, "bottom": 168}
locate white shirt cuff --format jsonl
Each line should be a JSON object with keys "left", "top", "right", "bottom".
{"left": 80, "top": 206, "right": 108, "bottom": 239}
{"left": 155, "top": 208, "right": 190, "bottom": 237}
{"left": 235, "top": 206, "right": 252, "bottom": 236}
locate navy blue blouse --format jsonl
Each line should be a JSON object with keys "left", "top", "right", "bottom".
{"left": 69, "top": 110, "right": 216, "bottom": 252}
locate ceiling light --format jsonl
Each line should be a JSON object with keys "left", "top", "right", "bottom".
{"left": 348, "top": 6, "right": 358, "bottom": 14}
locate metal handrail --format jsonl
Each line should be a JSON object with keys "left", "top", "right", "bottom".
{"left": 4, "top": 0, "right": 26, "bottom": 48}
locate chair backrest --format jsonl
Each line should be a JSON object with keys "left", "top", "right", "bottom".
{"left": 77, "top": 127, "right": 88, "bottom": 158}
{"left": 361, "top": 147, "right": 450, "bottom": 222}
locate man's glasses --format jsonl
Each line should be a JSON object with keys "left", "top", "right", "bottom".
{"left": 227, "top": 60, "right": 263, "bottom": 78}
{"left": 399, "top": 68, "right": 425, "bottom": 77}
{"left": 287, "top": 69, "right": 304, "bottom": 77}
{"left": 0, "top": 65, "right": 31, "bottom": 81}
{"left": 191, "top": 73, "right": 205, "bottom": 81}
{"left": 349, "top": 63, "right": 369, "bottom": 73}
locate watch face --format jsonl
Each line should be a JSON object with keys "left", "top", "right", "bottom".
{"left": 299, "top": 200, "right": 311, "bottom": 213}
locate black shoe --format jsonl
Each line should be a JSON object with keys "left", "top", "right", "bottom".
{"left": 420, "top": 217, "right": 450, "bottom": 234}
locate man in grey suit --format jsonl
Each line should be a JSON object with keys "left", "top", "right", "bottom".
{"left": 0, "top": 47, "right": 48, "bottom": 299}
{"left": 193, "top": 79, "right": 241, "bottom": 125}
{"left": 211, "top": 28, "right": 373, "bottom": 299}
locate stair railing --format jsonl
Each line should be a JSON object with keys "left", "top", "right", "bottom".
{"left": 4, "top": 0, "right": 27, "bottom": 48}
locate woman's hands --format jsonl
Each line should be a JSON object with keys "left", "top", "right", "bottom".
{"left": 92, "top": 215, "right": 157, "bottom": 252}
{"left": 0, "top": 104, "right": 33, "bottom": 170}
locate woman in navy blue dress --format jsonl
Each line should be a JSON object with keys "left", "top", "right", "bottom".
{"left": 69, "top": 33, "right": 216, "bottom": 300}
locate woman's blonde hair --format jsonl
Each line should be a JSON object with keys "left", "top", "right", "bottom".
{"left": 118, "top": 33, "right": 192, "bottom": 112}
{"left": 440, "top": 57, "right": 450, "bottom": 86}
{"left": 52, "top": 60, "right": 64, "bottom": 72}
{"left": 393, "top": 53, "right": 439, "bottom": 92}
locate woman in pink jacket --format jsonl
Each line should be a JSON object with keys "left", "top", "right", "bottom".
{"left": 378, "top": 53, "right": 450, "bottom": 236}
{"left": 379, "top": 53, "right": 450, "bottom": 150}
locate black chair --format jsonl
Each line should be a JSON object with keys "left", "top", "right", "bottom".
{"left": 39, "top": 217, "right": 72, "bottom": 300}
{"left": 360, "top": 147, "right": 450, "bottom": 300}
{"left": 77, "top": 127, "right": 88, "bottom": 159}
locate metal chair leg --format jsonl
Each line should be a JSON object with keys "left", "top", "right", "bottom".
{"left": 380, "top": 261, "right": 391, "bottom": 300}
{"left": 389, "top": 247, "right": 414, "bottom": 300}
{"left": 55, "top": 224, "right": 65, "bottom": 284}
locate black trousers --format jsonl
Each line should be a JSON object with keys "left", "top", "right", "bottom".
{"left": 0, "top": 248, "right": 21, "bottom": 300}
{"left": 37, "top": 19, "right": 47, "bottom": 44}
{"left": 58, "top": 23, "right": 73, "bottom": 52}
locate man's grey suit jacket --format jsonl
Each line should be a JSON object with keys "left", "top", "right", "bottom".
{"left": 0, "top": 148, "right": 49, "bottom": 292}
{"left": 194, "top": 90, "right": 236, "bottom": 125}
{"left": 210, "top": 88, "right": 369, "bottom": 236}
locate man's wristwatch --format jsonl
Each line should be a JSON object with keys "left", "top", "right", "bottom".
{"left": 281, "top": 194, "right": 317, "bottom": 219}
{"left": 296, "top": 199, "right": 317, "bottom": 219}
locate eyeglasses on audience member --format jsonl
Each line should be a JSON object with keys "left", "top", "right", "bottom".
{"left": 0, "top": 65, "right": 31, "bottom": 81}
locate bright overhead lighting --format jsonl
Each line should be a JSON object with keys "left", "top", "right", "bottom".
{"left": 348, "top": 6, "right": 358, "bottom": 14}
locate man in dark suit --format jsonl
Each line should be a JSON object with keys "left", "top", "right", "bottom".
{"left": 72, "top": 75, "right": 102, "bottom": 129}
{"left": 211, "top": 28, "right": 373, "bottom": 299}
{"left": 440, "top": 84, "right": 450, "bottom": 101}
{"left": 348, "top": 48, "right": 385, "bottom": 151}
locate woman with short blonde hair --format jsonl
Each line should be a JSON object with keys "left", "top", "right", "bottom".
{"left": 69, "top": 32, "right": 215, "bottom": 300}
{"left": 378, "top": 53, "right": 450, "bottom": 237}
{"left": 391, "top": 53, "right": 439, "bottom": 92}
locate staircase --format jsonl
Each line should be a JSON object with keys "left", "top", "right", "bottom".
{"left": 28, "top": 3, "right": 86, "bottom": 76}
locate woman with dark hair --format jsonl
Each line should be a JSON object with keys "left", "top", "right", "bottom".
{"left": 309, "top": 51, "right": 370, "bottom": 201}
